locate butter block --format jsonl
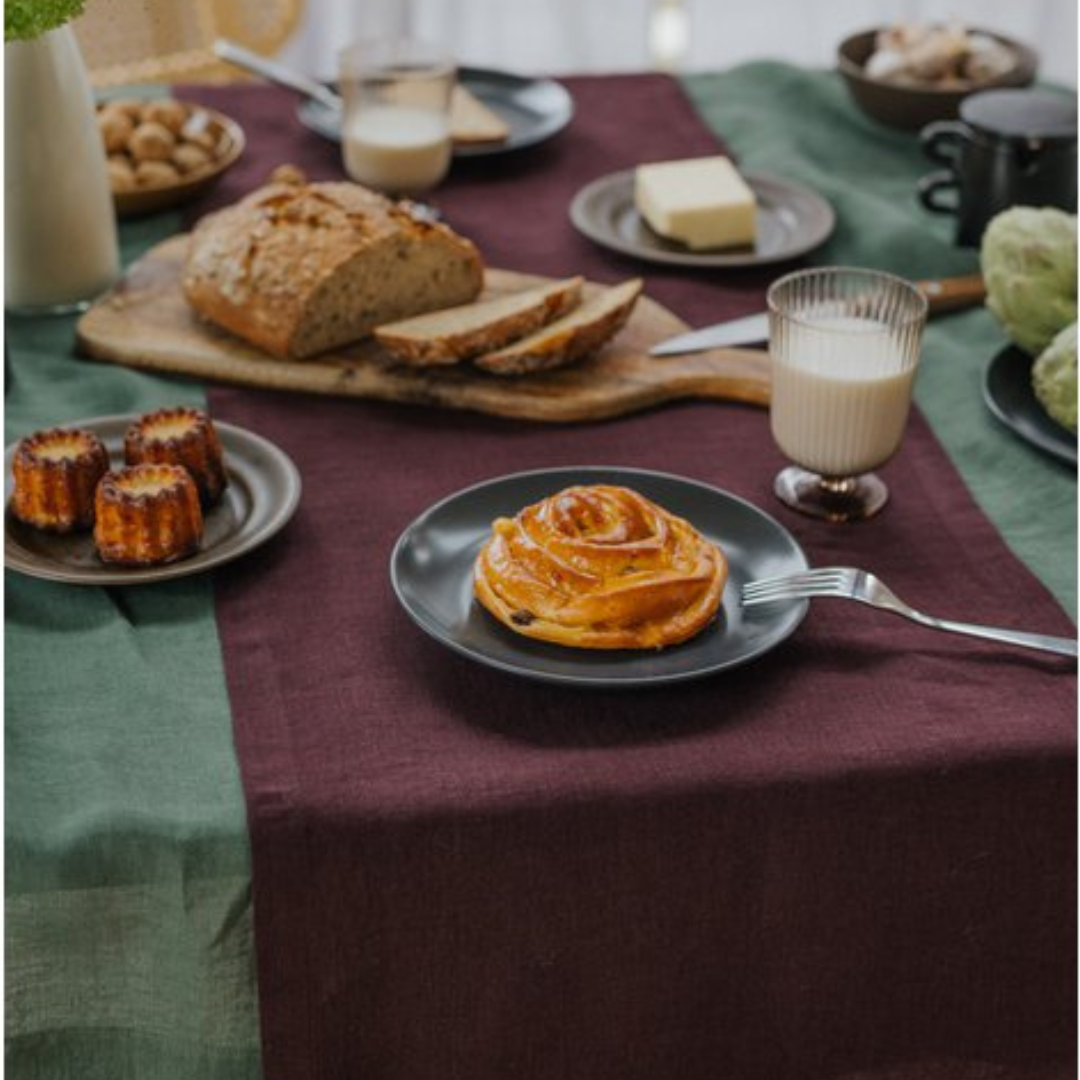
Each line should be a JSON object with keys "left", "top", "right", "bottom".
{"left": 634, "top": 156, "right": 757, "bottom": 250}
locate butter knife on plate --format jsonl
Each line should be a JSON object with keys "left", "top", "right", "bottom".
{"left": 650, "top": 273, "right": 986, "bottom": 356}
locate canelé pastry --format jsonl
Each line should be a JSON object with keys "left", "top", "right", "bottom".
{"left": 124, "top": 406, "right": 228, "bottom": 505}
{"left": 10, "top": 428, "right": 109, "bottom": 533}
{"left": 94, "top": 464, "right": 204, "bottom": 566}
{"left": 474, "top": 484, "right": 727, "bottom": 650}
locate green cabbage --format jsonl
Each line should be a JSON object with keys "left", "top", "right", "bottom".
{"left": 981, "top": 207, "right": 1077, "bottom": 356}
{"left": 1032, "top": 321, "right": 1077, "bottom": 433}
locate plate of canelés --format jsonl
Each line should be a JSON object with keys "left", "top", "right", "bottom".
{"left": 4, "top": 407, "right": 300, "bottom": 585}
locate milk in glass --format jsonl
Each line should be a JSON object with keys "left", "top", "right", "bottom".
{"left": 770, "top": 315, "right": 917, "bottom": 477}
{"left": 343, "top": 104, "right": 451, "bottom": 196}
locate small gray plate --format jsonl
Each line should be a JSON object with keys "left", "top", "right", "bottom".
{"left": 5, "top": 414, "right": 301, "bottom": 585}
{"left": 569, "top": 169, "right": 835, "bottom": 268}
{"left": 984, "top": 345, "right": 1077, "bottom": 467}
{"left": 298, "top": 66, "right": 574, "bottom": 158}
{"left": 390, "top": 466, "right": 809, "bottom": 687}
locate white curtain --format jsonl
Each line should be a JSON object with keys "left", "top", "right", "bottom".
{"left": 277, "top": 0, "right": 1076, "bottom": 87}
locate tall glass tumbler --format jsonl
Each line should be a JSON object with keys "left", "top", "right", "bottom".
{"left": 768, "top": 267, "right": 928, "bottom": 522}
{"left": 338, "top": 39, "right": 455, "bottom": 198}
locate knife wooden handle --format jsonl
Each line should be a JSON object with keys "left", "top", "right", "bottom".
{"left": 916, "top": 273, "right": 986, "bottom": 315}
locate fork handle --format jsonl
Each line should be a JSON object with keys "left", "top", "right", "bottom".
{"left": 905, "top": 610, "right": 1077, "bottom": 657}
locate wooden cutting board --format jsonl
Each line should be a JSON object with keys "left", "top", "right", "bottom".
{"left": 76, "top": 235, "right": 771, "bottom": 423}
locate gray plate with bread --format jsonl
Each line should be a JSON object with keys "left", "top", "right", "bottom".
{"left": 298, "top": 66, "right": 574, "bottom": 157}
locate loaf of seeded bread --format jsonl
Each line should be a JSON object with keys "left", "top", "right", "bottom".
{"left": 374, "top": 277, "right": 583, "bottom": 366}
{"left": 182, "top": 175, "right": 483, "bottom": 360}
{"left": 474, "top": 279, "right": 643, "bottom": 375}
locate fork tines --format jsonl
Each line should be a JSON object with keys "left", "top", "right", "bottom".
{"left": 741, "top": 567, "right": 855, "bottom": 606}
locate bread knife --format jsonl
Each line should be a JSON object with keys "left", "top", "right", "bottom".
{"left": 649, "top": 273, "right": 987, "bottom": 357}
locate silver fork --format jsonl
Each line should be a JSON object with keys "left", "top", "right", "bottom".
{"left": 742, "top": 567, "right": 1077, "bottom": 658}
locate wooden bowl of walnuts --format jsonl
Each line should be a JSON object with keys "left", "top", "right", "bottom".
{"left": 97, "top": 98, "right": 245, "bottom": 217}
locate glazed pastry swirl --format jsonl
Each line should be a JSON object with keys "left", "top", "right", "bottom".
{"left": 474, "top": 485, "right": 727, "bottom": 650}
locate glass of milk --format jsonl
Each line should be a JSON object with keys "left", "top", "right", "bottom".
{"left": 768, "top": 267, "right": 928, "bottom": 522}
{"left": 338, "top": 39, "right": 455, "bottom": 198}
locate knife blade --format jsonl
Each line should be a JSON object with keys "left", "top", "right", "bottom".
{"left": 649, "top": 273, "right": 987, "bottom": 357}
{"left": 650, "top": 312, "right": 769, "bottom": 355}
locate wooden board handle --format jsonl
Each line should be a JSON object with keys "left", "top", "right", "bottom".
{"left": 916, "top": 273, "right": 986, "bottom": 315}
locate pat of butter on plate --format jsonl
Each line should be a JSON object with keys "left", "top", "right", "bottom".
{"left": 634, "top": 156, "right": 757, "bottom": 251}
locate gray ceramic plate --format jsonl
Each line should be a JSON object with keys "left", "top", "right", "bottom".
{"left": 984, "top": 345, "right": 1077, "bottom": 467}
{"left": 569, "top": 169, "right": 835, "bottom": 268}
{"left": 298, "top": 66, "right": 574, "bottom": 158}
{"left": 390, "top": 467, "right": 809, "bottom": 687}
{"left": 5, "top": 414, "right": 301, "bottom": 585}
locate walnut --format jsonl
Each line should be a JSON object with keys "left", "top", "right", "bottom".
{"left": 135, "top": 159, "right": 181, "bottom": 187}
{"left": 172, "top": 142, "right": 212, "bottom": 174}
{"left": 180, "top": 109, "right": 219, "bottom": 149}
{"left": 107, "top": 156, "right": 137, "bottom": 193}
{"left": 98, "top": 108, "right": 134, "bottom": 153}
{"left": 270, "top": 164, "right": 307, "bottom": 186}
{"left": 183, "top": 128, "right": 218, "bottom": 153}
{"left": 108, "top": 98, "right": 146, "bottom": 122}
{"left": 128, "top": 121, "right": 176, "bottom": 162}
{"left": 142, "top": 99, "right": 189, "bottom": 134}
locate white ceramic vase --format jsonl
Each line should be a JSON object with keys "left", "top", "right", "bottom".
{"left": 4, "top": 24, "right": 120, "bottom": 314}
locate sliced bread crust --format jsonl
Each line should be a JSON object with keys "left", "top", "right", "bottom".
{"left": 374, "top": 277, "right": 584, "bottom": 366}
{"left": 474, "top": 279, "right": 643, "bottom": 376}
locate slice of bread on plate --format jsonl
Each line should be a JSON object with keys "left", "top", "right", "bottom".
{"left": 374, "top": 277, "right": 584, "bottom": 366}
{"left": 474, "top": 279, "right": 643, "bottom": 376}
{"left": 450, "top": 85, "right": 511, "bottom": 145}
{"left": 182, "top": 176, "right": 483, "bottom": 360}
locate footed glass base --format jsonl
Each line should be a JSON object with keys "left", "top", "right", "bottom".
{"left": 774, "top": 466, "right": 888, "bottom": 523}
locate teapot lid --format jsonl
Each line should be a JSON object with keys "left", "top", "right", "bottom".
{"left": 961, "top": 89, "right": 1077, "bottom": 141}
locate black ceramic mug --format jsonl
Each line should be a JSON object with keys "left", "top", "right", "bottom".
{"left": 918, "top": 88, "right": 1077, "bottom": 246}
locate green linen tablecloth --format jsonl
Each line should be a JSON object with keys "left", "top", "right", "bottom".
{"left": 5, "top": 64, "right": 1076, "bottom": 1080}
{"left": 5, "top": 215, "right": 260, "bottom": 1079}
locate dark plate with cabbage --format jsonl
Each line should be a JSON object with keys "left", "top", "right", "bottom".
{"left": 980, "top": 207, "right": 1077, "bottom": 463}
{"left": 984, "top": 345, "right": 1077, "bottom": 467}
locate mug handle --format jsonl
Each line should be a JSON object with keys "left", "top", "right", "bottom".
{"left": 920, "top": 120, "right": 967, "bottom": 166}
{"left": 917, "top": 170, "right": 960, "bottom": 215}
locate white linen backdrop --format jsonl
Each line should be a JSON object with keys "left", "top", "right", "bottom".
{"left": 277, "top": 0, "right": 1077, "bottom": 87}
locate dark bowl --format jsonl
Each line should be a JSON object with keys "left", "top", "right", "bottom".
{"left": 837, "top": 27, "right": 1037, "bottom": 131}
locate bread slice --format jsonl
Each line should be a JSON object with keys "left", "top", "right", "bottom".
{"left": 374, "top": 277, "right": 584, "bottom": 367}
{"left": 474, "top": 279, "right": 643, "bottom": 376}
{"left": 450, "top": 85, "right": 511, "bottom": 145}
{"left": 182, "top": 179, "right": 483, "bottom": 360}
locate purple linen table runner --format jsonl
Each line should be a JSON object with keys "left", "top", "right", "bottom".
{"left": 182, "top": 77, "right": 1076, "bottom": 1080}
